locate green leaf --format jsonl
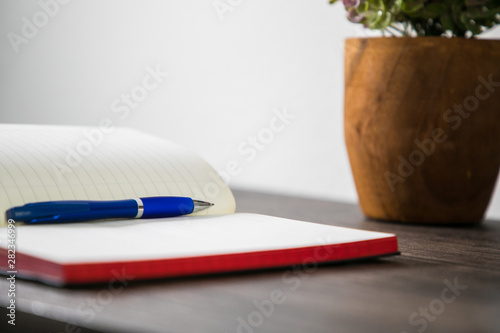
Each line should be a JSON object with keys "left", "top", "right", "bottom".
{"left": 440, "top": 12, "right": 455, "bottom": 31}
{"left": 425, "top": 3, "right": 447, "bottom": 18}
{"left": 369, "top": 10, "right": 393, "bottom": 29}
{"left": 465, "top": 7, "right": 495, "bottom": 20}
{"left": 377, "top": 0, "right": 387, "bottom": 11}
{"left": 389, "top": 0, "right": 404, "bottom": 13}
{"left": 461, "top": 12, "right": 483, "bottom": 35}
{"left": 401, "top": 1, "right": 425, "bottom": 14}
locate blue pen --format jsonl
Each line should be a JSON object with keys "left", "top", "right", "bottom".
{"left": 5, "top": 196, "right": 214, "bottom": 224}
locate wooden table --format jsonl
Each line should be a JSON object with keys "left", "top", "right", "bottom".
{"left": 1, "top": 190, "right": 499, "bottom": 333}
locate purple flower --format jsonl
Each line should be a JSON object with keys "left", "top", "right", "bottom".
{"left": 342, "top": 0, "right": 362, "bottom": 8}
{"left": 347, "top": 8, "right": 364, "bottom": 23}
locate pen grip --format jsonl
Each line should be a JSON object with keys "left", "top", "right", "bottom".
{"left": 7, "top": 199, "right": 140, "bottom": 224}
{"left": 51, "top": 199, "right": 139, "bottom": 222}
{"left": 140, "top": 197, "right": 194, "bottom": 218}
{"left": 86, "top": 199, "right": 140, "bottom": 219}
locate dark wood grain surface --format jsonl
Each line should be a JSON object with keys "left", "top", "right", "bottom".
{"left": 1, "top": 189, "right": 499, "bottom": 333}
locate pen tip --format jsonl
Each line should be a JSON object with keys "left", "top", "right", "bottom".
{"left": 193, "top": 200, "right": 213, "bottom": 206}
{"left": 192, "top": 200, "right": 214, "bottom": 213}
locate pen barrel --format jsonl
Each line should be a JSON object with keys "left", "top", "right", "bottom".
{"left": 86, "top": 199, "right": 140, "bottom": 220}
{"left": 8, "top": 199, "right": 140, "bottom": 224}
{"left": 7, "top": 197, "right": 197, "bottom": 224}
{"left": 45, "top": 199, "right": 139, "bottom": 222}
{"left": 140, "top": 197, "right": 194, "bottom": 218}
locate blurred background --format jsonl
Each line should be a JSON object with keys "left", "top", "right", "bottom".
{"left": 1, "top": 0, "right": 500, "bottom": 219}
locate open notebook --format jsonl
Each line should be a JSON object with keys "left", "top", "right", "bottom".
{"left": 0, "top": 213, "right": 397, "bottom": 285}
{"left": 0, "top": 124, "right": 235, "bottom": 227}
{"left": 0, "top": 124, "right": 398, "bottom": 285}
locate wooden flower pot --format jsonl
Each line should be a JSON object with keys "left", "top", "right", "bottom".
{"left": 344, "top": 37, "right": 500, "bottom": 224}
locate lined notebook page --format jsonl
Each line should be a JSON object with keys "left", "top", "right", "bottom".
{"left": 0, "top": 213, "right": 395, "bottom": 263}
{"left": 0, "top": 124, "right": 235, "bottom": 225}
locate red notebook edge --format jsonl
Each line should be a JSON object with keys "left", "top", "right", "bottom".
{"left": 0, "top": 236, "right": 398, "bottom": 286}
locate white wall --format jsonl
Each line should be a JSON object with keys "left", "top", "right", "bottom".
{"left": 1, "top": 0, "right": 500, "bottom": 220}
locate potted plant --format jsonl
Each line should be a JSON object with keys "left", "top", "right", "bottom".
{"left": 331, "top": 0, "right": 500, "bottom": 223}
